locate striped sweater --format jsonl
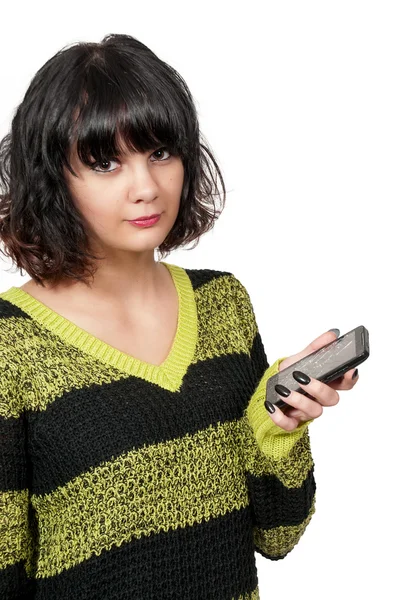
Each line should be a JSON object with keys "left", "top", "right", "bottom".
{"left": 0, "top": 262, "right": 316, "bottom": 599}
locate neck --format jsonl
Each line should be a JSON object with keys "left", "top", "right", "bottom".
{"left": 35, "top": 258, "right": 166, "bottom": 317}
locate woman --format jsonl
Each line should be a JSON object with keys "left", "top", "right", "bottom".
{"left": 0, "top": 33, "right": 359, "bottom": 599}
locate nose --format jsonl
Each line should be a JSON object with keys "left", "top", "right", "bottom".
{"left": 125, "top": 156, "right": 159, "bottom": 203}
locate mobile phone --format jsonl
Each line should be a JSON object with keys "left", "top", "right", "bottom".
{"left": 265, "top": 325, "right": 370, "bottom": 410}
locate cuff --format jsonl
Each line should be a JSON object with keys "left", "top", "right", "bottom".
{"left": 246, "top": 357, "right": 313, "bottom": 460}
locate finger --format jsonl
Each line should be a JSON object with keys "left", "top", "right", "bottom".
{"left": 275, "top": 386, "right": 324, "bottom": 420}
{"left": 284, "top": 407, "right": 306, "bottom": 419}
{"left": 328, "top": 368, "right": 359, "bottom": 391}
{"left": 291, "top": 371, "right": 340, "bottom": 406}
{"left": 279, "top": 330, "right": 339, "bottom": 372}
{"left": 265, "top": 401, "right": 302, "bottom": 432}
{"left": 294, "top": 330, "right": 340, "bottom": 363}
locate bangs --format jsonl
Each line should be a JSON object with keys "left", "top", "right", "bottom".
{"left": 64, "top": 56, "right": 191, "bottom": 175}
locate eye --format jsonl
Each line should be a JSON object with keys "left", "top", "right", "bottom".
{"left": 151, "top": 147, "right": 172, "bottom": 161}
{"left": 91, "top": 158, "right": 119, "bottom": 173}
{"left": 91, "top": 147, "right": 172, "bottom": 174}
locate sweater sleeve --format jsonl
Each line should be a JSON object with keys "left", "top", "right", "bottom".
{"left": 231, "top": 275, "right": 316, "bottom": 560}
{"left": 0, "top": 372, "right": 36, "bottom": 597}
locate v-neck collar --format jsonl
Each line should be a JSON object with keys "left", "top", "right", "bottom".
{"left": 1, "top": 262, "right": 198, "bottom": 391}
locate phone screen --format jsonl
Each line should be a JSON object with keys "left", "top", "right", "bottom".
{"left": 299, "top": 329, "right": 357, "bottom": 377}
{"left": 265, "top": 327, "right": 365, "bottom": 407}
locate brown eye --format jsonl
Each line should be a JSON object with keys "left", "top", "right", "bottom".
{"left": 92, "top": 158, "right": 119, "bottom": 173}
{"left": 151, "top": 147, "right": 171, "bottom": 161}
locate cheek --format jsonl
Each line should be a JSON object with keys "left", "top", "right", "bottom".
{"left": 72, "top": 190, "right": 114, "bottom": 226}
{"left": 169, "top": 162, "right": 185, "bottom": 194}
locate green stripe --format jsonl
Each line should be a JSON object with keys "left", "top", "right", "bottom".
{"left": 27, "top": 420, "right": 249, "bottom": 578}
{"left": 253, "top": 495, "right": 316, "bottom": 558}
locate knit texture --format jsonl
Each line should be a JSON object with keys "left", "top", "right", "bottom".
{"left": 0, "top": 262, "right": 316, "bottom": 599}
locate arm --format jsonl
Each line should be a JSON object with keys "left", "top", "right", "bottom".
{"left": 0, "top": 386, "right": 36, "bottom": 597}
{"left": 232, "top": 275, "right": 316, "bottom": 560}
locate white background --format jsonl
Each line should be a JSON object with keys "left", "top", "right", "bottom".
{"left": 0, "top": 2, "right": 396, "bottom": 598}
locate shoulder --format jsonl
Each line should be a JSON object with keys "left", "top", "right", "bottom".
{"left": 180, "top": 264, "right": 254, "bottom": 315}
{"left": 0, "top": 294, "right": 34, "bottom": 419}
{"left": 0, "top": 291, "right": 31, "bottom": 349}
{"left": 167, "top": 261, "right": 254, "bottom": 313}
{"left": 181, "top": 266, "right": 258, "bottom": 354}
{"left": 180, "top": 264, "right": 243, "bottom": 292}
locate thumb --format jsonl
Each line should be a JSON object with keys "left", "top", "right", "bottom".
{"left": 279, "top": 329, "right": 340, "bottom": 371}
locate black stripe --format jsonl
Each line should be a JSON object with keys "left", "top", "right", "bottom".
{"left": 24, "top": 352, "right": 255, "bottom": 496}
{"left": 246, "top": 467, "right": 316, "bottom": 529}
{"left": 0, "top": 413, "right": 29, "bottom": 491}
{"left": 249, "top": 331, "right": 269, "bottom": 381}
{"left": 0, "top": 298, "right": 34, "bottom": 319}
{"left": 184, "top": 267, "right": 234, "bottom": 291}
{"left": 0, "top": 560, "right": 36, "bottom": 597}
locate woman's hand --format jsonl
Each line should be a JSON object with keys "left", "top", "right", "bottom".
{"left": 265, "top": 330, "right": 359, "bottom": 431}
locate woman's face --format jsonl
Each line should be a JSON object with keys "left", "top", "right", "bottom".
{"left": 63, "top": 135, "right": 185, "bottom": 258}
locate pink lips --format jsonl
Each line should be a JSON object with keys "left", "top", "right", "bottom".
{"left": 127, "top": 214, "right": 161, "bottom": 227}
{"left": 131, "top": 213, "right": 160, "bottom": 221}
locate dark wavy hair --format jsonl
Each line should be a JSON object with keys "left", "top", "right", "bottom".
{"left": 0, "top": 33, "right": 226, "bottom": 288}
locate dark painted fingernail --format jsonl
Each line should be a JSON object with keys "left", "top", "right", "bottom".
{"left": 328, "top": 328, "right": 340, "bottom": 337}
{"left": 275, "top": 384, "right": 291, "bottom": 397}
{"left": 352, "top": 368, "right": 359, "bottom": 379}
{"left": 292, "top": 371, "right": 311, "bottom": 385}
{"left": 265, "top": 400, "right": 276, "bottom": 414}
